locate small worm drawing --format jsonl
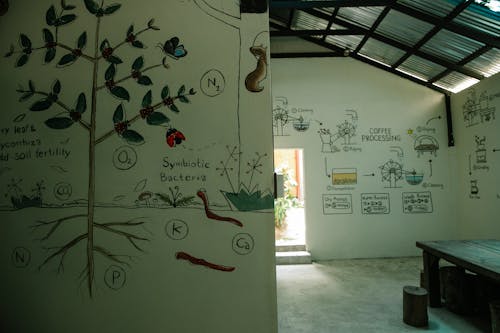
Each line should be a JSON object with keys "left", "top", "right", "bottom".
{"left": 245, "top": 45, "right": 267, "bottom": 93}
{"left": 196, "top": 190, "right": 243, "bottom": 227}
{"left": 176, "top": 251, "right": 235, "bottom": 272}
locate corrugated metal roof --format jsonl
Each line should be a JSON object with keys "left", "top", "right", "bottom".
{"left": 433, "top": 71, "right": 480, "bottom": 93}
{"left": 293, "top": 10, "right": 329, "bottom": 30}
{"left": 454, "top": 3, "right": 500, "bottom": 37}
{"left": 375, "top": 10, "right": 434, "bottom": 46}
{"left": 325, "top": 34, "right": 364, "bottom": 51}
{"left": 358, "top": 38, "right": 407, "bottom": 66}
{"left": 464, "top": 47, "right": 500, "bottom": 77}
{"left": 396, "top": 0, "right": 456, "bottom": 18}
{"left": 269, "top": 0, "right": 499, "bottom": 93}
{"left": 398, "top": 55, "right": 447, "bottom": 81}
{"left": 420, "top": 29, "right": 485, "bottom": 63}
{"left": 337, "top": 6, "right": 385, "bottom": 29}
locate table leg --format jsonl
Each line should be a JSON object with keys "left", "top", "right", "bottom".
{"left": 423, "top": 251, "right": 441, "bottom": 307}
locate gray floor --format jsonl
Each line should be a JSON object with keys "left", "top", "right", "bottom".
{"left": 277, "top": 257, "right": 491, "bottom": 333}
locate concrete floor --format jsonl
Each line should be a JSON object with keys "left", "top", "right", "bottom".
{"left": 277, "top": 257, "right": 491, "bottom": 333}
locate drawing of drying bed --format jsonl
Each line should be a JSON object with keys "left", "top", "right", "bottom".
{"left": 414, "top": 135, "right": 439, "bottom": 157}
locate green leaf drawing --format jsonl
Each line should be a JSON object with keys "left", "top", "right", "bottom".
{"left": 20, "top": 34, "right": 32, "bottom": 49}
{"left": 113, "top": 104, "right": 124, "bottom": 124}
{"left": 156, "top": 193, "right": 174, "bottom": 206}
{"left": 16, "top": 54, "right": 29, "bottom": 67}
{"left": 137, "top": 76, "right": 152, "bottom": 86}
{"left": 52, "top": 80, "right": 61, "bottom": 94}
{"left": 161, "top": 86, "right": 170, "bottom": 99}
{"left": 56, "top": 14, "right": 77, "bottom": 26}
{"left": 110, "top": 86, "right": 130, "bottom": 101}
{"left": 45, "top": 117, "right": 74, "bottom": 129}
{"left": 104, "top": 4, "right": 121, "bottom": 15}
{"left": 169, "top": 104, "right": 180, "bottom": 113}
{"left": 84, "top": 0, "right": 99, "bottom": 14}
{"left": 30, "top": 99, "right": 53, "bottom": 111}
{"left": 105, "top": 64, "right": 116, "bottom": 81}
{"left": 121, "top": 130, "right": 144, "bottom": 145}
{"left": 127, "top": 25, "right": 134, "bottom": 36}
{"left": 142, "top": 90, "right": 152, "bottom": 107}
{"left": 107, "top": 55, "right": 122, "bottom": 64}
{"left": 19, "top": 92, "right": 34, "bottom": 102}
{"left": 28, "top": 80, "right": 35, "bottom": 92}
{"left": 146, "top": 112, "right": 169, "bottom": 125}
{"left": 100, "top": 40, "right": 107, "bottom": 52}
{"left": 132, "top": 56, "right": 144, "bottom": 71}
{"left": 75, "top": 93, "right": 86, "bottom": 113}
{"left": 179, "top": 95, "right": 189, "bottom": 103}
{"left": 147, "top": 18, "right": 160, "bottom": 30}
{"left": 77, "top": 32, "right": 87, "bottom": 49}
{"left": 46, "top": 6, "right": 57, "bottom": 26}
{"left": 43, "top": 29, "right": 55, "bottom": 43}
{"left": 58, "top": 53, "right": 77, "bottom": 66}
{"left": 131, "top": 41, "right": 144, "bottom": 48}
{"left": 45, "top": 48, "right": 56, "bottom": 63}
{"left": 177, "top": 85, "right": 186, "bottom": 96}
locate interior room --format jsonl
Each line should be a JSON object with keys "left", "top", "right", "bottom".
{"left": 0, "top": 0, "right": 498, "bottom": 332}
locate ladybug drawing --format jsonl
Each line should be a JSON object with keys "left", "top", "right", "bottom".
{"left": 166, "top": 128, "right": 185, "bottom": 147}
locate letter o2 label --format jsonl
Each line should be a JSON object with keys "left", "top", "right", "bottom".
{"left": 232, "top": 233, "right": 254, "bottom": 255}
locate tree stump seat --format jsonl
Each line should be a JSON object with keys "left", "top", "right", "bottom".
{"left": 403, "top": 285, "right": 428, "bottom": 327}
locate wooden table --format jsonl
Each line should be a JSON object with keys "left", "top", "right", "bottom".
{"left": 416, "top": 239, "right": 500, "bottom": 307}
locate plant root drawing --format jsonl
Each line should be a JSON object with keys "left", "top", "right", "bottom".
{"left": 33, "top": 216, "right": 149, "bottom": 274}
{"left": 176, "top": 251, "right": 235, "bottom": 272}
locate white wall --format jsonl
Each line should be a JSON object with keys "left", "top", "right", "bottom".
{"left": 451, "top": 73, "right": 500, "bottom": 238}
{"left": 0, "top": 1, "right": 277, "bottom": 332}
{"left": 272, "top": 57, "right": 458, "bottom": 259}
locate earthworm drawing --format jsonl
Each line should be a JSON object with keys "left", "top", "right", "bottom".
{"left": 196, "top": 190, "right": 243, "bottom": 227}
{"left": 176, "top": 251, "right": 235, "bottom": 272}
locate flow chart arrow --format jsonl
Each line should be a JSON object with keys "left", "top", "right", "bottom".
{"left": 429, "top": 159, "right": 433, "bottom": 177}
{"left": 426, "top": 115, "right": 442, "bottom": 125}
{"left": 363, "top": 173, "right": 375, "bottom": 177}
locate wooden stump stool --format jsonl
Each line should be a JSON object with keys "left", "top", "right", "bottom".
{"left": 491, "top": 300, "right": 500, "bottom": 333}
{"left": 403, "top": 285, "right": 429, "bottom": 327}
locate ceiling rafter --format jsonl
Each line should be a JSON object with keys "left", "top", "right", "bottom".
{"left": 271, "top": 28, "right": 364, "bottom": 37}
{"left": 429, "top": 45, "right": 493, "bottom": 83}
{"left": 391, "top": 2, "right": 500, "bottom": 49}
{"left": 269, "top": 22, "right": 448, "bottom": 94}
{"left": 322, "top": 7, "right": 340, "bottom": 42}
{"left": 353, "top": 0, "right": 397, "bottom": 54}
{"left": 301, "top": 8, "right": 484, "bottom": 80}
{"left": 269, "top": 0, "right": 499, "bottom": 93}
{"left": 392, "top": 0, "right": 475, "bottom": 69}
{"left": 270, "top": 0, "right": 392, "bottom": 9}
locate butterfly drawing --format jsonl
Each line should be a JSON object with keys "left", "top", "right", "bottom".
{"left": 160, "top": 37, "right": 187, "bottom": 60}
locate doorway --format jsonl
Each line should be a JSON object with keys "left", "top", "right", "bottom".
{"left": 274, "top": 149, "right": 305, "bottom": 246}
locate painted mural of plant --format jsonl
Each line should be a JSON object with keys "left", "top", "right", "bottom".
{"left": 156, "top": 186, "right": 195, "bottom": 208}
{"left": 218, "top": 146, "right": 273, "bottom": 211}
{"left": 4, "top": 0, "right": 195, "bottom": 297}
